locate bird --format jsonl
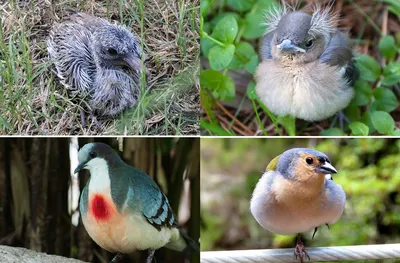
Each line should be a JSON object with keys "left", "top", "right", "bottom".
{"left": 255, "top": 4, "right": 358, "bottom": 123}
{"left": 250, "top": 148, "right": 346, "bottom": 262}
{"left": 74, "top": 142, "right": 199, "bottom": 263}
{"left": 47, "top": 11, "right": 145, "bottom": 118}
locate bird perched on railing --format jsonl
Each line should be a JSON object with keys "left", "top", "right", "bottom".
{"left": 255, "top": 5, "right": 358, "bottom": 123}
{"left": 47, "top": 11, "right": 145, "bottom": 118}
{"left": 74, "top": 142, "right": 199, "bottom": 263}
{"left": 250, "top": 148, "right": 346, "bottom": 263}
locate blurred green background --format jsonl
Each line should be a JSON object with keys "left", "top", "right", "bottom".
{"left": 200, "top": 138, "right": 400, "bottom": 262}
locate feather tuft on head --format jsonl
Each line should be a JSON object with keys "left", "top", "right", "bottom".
{"left": 309, "top": 5, "right": 339, "bottom": 39}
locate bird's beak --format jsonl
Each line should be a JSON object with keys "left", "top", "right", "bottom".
{"left": 277, "top": 39, "right": 305, "bottom": 53}
{"left": 316, "top": 162, "right": 338, "bottom": 175}
{"left": 74, "top": 161, "right": 88, "bottom": 174}
{"left": 123, "top": 53, "right": 143, "bottom": 72}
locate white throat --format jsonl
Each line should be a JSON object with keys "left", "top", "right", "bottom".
{"left": 86, "top": 158, "right": 111, "bottom": 192}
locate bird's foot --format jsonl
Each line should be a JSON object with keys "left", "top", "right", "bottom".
{"left": 90, "top": 112, "right": 102, "bottom": 128}
{"left": 146, "top": 249, "right": 155, "bottom": 263}
{"left": 80, "top": 109, "right": 86, "bottom": 127}
{"left": 330, "top": 111, "right": 350, "bottom": 130}
{"left": 294, "top": 235, "right": 310, "bottom": 263}
{"left": 110, "top": 253, "right": 125, "bottom": 263}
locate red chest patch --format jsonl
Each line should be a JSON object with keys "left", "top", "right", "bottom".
{"left": 90, "top": 194, "right": 112, "bottom": 221}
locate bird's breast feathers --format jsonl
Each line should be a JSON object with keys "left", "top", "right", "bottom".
{"left": 255, "top": 60, "right": 354, "bottom": 121}
{"left": 82, "top": 163, "right": 179, "bottom": 253}
{"left": 250, "top": 171, "right": 345, "bottom": 235}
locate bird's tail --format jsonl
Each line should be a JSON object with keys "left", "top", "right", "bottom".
{"left": 165, "top": 228, "right": 199, "bottom": 254}
{"left": 179, "top": 228, "right": 200, "bottom": 254}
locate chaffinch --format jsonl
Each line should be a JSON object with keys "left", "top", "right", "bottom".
{"left": 250, "top": 148, "right": 346, "bottom": 262}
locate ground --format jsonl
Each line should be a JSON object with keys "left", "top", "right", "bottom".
{"left": 0, "top": 0, "right": 199, "bottom": 135}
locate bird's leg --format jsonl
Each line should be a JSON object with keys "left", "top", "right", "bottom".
{"left": 110, "top": 253, "right": 125, "bottom": 263}
{"left": 312, "top": 227, "right": 318, "bottom": 239}
{"left": 326, "top": 223, "right": 330, "bottom": 229}
{"left": 330, "top": 111, "right": 350, "bottom": 130}
{"left": 90, "top": 111, "right": 102, "bottom": 128}
{"left": 294, "top": 234, "right": 310, "bottom": 263}
{"left": 146, "top": 249, "right": 155, "bottom": 263}
{"left": 80, "top": 109, "right": 86, "bottom": 127}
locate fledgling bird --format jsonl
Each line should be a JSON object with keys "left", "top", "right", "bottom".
{"left": 255, "top": 5, "right": 358, "bottom": 122}
{"left": 74, "top": 142, "right": 199, "bottom": 263}
{"left": 250, "top": 148, "right": 346, "bottom": 262}
{"left": 47, "top": 12, "right": 145, "bottom": 118}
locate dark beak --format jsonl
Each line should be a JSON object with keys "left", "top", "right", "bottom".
{"left": 74, "top": 161, "right": 87, "bottom": 174}
{"left": 316, "top": 162, "right": 338, "bottom": 174}
{"left": 277, "top": 39, "right": 305, "bottom": 53}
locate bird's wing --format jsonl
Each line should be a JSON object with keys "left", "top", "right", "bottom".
{"left": 320, "top": 31, "right": 359, "bottom": 87}
{"left": 47, "top": 22, "right": 96, "bottom": 95}
{"left": 116, "top": 166, "right": 178, "bottom": 231}
{"left": 319, "top": 31, "right": 353, "bottom": 67}
{"left": 259, "top": 31, "right": 274, "bottom": 60}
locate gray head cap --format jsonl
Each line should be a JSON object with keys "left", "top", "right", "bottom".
{"left": 276, "top": 148, "right": 330, "bottom": 178}
{"left": 276, "top": 12, "right": 312, "bottom": 45}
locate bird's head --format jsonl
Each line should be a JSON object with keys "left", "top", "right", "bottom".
{"left": 265, "top": 6, "right": 338, "bottom": 63}
{"left": 74, "top": 142, "right": 121, "bottom": 174}
{"left": 92, "top": 24, "right": 144, "bottom": 73}
{"left": 268, "top": 148, "right": 337, "bottom": 182}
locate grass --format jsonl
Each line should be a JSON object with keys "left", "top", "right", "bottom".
{"left": 0, "top": 0, "right": 199, "bottom": 135}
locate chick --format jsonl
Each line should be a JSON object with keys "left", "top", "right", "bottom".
{"left": 255, "top": 5, "right": 358, "bottom": 122}
{"left": 47, "top": 11, "right": 145, "bottom": 118}
{"left": 250, "top": 148, "right": 346, "bottom": 262}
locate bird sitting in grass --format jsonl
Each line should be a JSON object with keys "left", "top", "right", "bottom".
{"left": 255, "top": 5, "right": 358, "bottom": 125}
{"left": 74, "top": 142, "right": 199, "bottom": 263}
{"left": 47, "top": 11, "right": 145, "bottom": 121}
{"left": 250, "top": 148, "right": 346, "bottom": 263}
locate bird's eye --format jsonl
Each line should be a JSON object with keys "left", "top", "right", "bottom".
{"left": 107, "top": 48, "right": 118, "bottom": 56}
{"left": 306, "top": 157, "right": 313, "bottom": 165}
{"left": 305, "top": 39, "right": 314, "bottom": 48}
{"left": 90, "top": 152, "right": 97, "bottom": 158}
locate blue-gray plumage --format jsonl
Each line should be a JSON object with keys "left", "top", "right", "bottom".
{"left": 75, "top": 142, "right": 199, "bottom": 263}
{"left": 256, "top": 6, "right": 359, "bottom": 122}
{"left": 47, "top": 12, "right": 145, "bottom": 117}
{"left": 250, "top": 148, "right": 345, "bottom": 262}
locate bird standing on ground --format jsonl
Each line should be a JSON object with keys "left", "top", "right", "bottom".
{"left": 47, "top": 12, "right": 145, "bottom": 118}
{"left": 74, "top": 142, "right": 199, "bottom": 263}
{"left": 250, "top": 148, "right": 346, "bottom": 262}
{"left": 255, "top": 5, "right": 358, "bottom": 122}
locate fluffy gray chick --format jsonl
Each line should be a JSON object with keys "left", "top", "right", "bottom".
{"left": 47, "top": 12, "right": 145, "bottom": 117}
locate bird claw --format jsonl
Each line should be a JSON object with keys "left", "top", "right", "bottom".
{"left": 330, "top": 111, "right": 350, "bottom": 130}
{"left": 146, "top": 249, "right": 155, "bottom": 263}
{"left": 294, "top": 236, "right": 310, "bottom": 263}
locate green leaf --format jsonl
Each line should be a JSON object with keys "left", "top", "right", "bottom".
{"left": 371, "top": 111, "right": 395, "bottom": 134}
{"left": 349, "top": 122, "right": 369, "bottom": 136}
{"left": 246, "top": 81, "right": 257, "bottom": 99}
{"left": 354, "top": 80, "right": 373, "bottom": 106}
{"left": 209, "top": 13, "right": 241, "bottom": 29}
{"left": 200, "top": 37, "right": 215, "bottom": 58}
{"left": 212, "top": 15, "right": 238, "bottom": 44}
{"left": 208, "top": 44, "right": 235, "bottom": 71}
{"left": 382, "top": 62, "right": 400, "bottom": 86}
{"left": 390, "top": 130, "right": 400, "bottom": 136}
{"left": 228, "top": 42, "right": 256, "bottom": 69}
{"left": 200, "top": 70, "right": 235, "bottom": 101}
{"left": 200, "top": 0, "right": 210, "bottom": 15}
{"left": 277, "top": 115, "right": 296, "bottom": 136}
{"left": 200, "top": 120, "right": 235, "bottom": 136}
{"left": 242, "top": 9, "right": 267, "bottom": 39}
{"left": 361, "top": 110, "right": 376, "bottom": 134}
{"left": 244, "top": 55, "right": 259, "bottom": 74}
{"left": 320, "top": 128, "right": 346, "bottom": 136}
{"left": 371, "top": 88, "right": 398, "bottom": 112}
{"left": 378, "top": 35, "right": 396, "bottom": 60}
{"left": 226, "top": 0, "right": 255, "bottom": 12}
{"left": 355, "top": 54, "right": 381, "bottom": 82}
